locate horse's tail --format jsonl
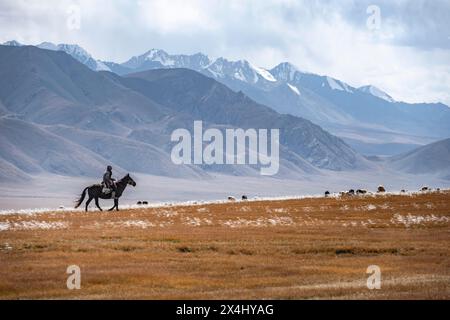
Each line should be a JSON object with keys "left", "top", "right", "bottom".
{"left": 74, "top": 187, "right": 89, "bottom": 208}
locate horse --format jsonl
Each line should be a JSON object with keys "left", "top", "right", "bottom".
{"left": 74, "top": 174, "right": 136, "bottom": 212}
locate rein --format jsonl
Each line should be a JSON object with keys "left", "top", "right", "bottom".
{"left": 111, "top": 175, "right": 130, "bottom": 195}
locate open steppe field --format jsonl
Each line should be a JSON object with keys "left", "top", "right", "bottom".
{"left": 0, "top": 191, "right": 449, "bottom": 299}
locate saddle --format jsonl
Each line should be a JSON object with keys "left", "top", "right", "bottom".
{"left": 101, "top": 182, "right": 116, "bottom": 199}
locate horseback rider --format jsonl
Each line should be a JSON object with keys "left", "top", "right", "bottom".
{"left": 102, "top": 165, "right": 117, "bottom": 195}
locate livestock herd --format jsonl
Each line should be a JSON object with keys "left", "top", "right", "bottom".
{"left": 132, "top": 186, "right": 442, "bottom": 206}
{"left": 324, "top": 185, "right": 440, "bottom": 197}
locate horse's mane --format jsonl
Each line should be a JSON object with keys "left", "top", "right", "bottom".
{"left": 116, "top": 174, "right": 130, "bottom": 184}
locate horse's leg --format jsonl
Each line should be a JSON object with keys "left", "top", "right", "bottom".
{"left": 115, "top": 198, "right": 119, "bottom": 211}
{"left": 85, "top": 196, "right": 93, "bottom": 212}
{"left": 108, "top": 197, "right": 115, "bottom": 211}
{"left": 95, "top": 197, "right": 102, "bottom": 211}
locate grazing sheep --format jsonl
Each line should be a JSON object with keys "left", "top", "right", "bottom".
{"left": 436, "top": 188, "right": 441, "bottom": 192}
{"left": 420, "top": 186, "right": 429, "bottom": 192}
{"left": 324, "top": 191, "right": 330, "bottom": 197}
{"left": 242, "top": 195, "right": 248, "bottom": 200}
{"left": 142, "top": 201, "right": 148, "bottom": 205}
{"left": 228, "top": 196, "right": 236, "bottom": 201}
{"left": 401, "top": 189, "right": 406, "bottom": 193}
{"left": 356, "top": 189, "right": 367, "bottom": 195}
{"left": 348, "top": 189, "right": 355, "bottom": 195}
{"left": 137, "top": 201, "right": 142, "bottom": 205}
{"left": 377, "top": 185, "right": 386, "bottom": 193}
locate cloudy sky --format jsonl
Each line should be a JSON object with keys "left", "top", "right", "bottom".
{"left": 1, "top": 0, "right": 449, "bottom": 105}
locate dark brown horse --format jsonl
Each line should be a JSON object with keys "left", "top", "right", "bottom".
{"left": 75, "top": 174, "right": 136, "bottom": 211}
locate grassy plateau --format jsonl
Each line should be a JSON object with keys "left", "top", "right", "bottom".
{"left": 0, "top": 190, "right": 449, "bottom": 299}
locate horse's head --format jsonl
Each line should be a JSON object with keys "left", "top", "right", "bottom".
{"left": 126, "top": 174, "right": 136, "bottom": 187}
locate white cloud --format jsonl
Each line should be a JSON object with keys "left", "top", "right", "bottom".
{"left": 136, "top": 0, "right": 219, "bottom": 34}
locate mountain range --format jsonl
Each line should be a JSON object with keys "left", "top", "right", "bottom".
{"left": 0, "top": 44, "right": 374, "bottom": 182}
{"left": 0, "top": 41, "right": 449, "bottom": 184}
{"left": 116, "top": 48, "right": 450, "bottom": 156}
{"left": 6, "top": 40, "right": 448, "bottom": 157}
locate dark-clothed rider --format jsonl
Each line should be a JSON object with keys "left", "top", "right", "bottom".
{"left": 103, "top": 165, "right": 116, "bottom": 193}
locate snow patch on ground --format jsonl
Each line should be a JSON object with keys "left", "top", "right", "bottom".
{"left": 0, "top": 222, "right": 10, "bottom": 231}
{"left": 363, "top": 204, "right": 377, "bottom": 211}
{"left": 1, "top": 242, "right": 12, "bottom": 251}
{"left": 106, "top": 220, "right": 155, "bottom": 229}
{"left": 221, "top": 216, "right": 294, "bottom": 228}
{"left": 183, "top": 217, "right": 213, "bottom": 226}
{"left": 0, "top": 220, "right": 69, "bottom": 231}
{"left": 391, "top": 214, "right": 449, "bottom": 227}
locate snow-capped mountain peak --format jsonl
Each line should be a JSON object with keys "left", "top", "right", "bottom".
{"left": 143, "top": 48, "right": 167, "bottom": 61}
{"left": 123, "top": 48, "right": 211, "bottom": 71}
{"left": 36, "top": 42, "right": 111, "bottom": 72}
{"left": 144, "top": 48, "right": 162, "bottom": 59}
{"left": 325, "top": 76, "right": 353, "bottom": 93}
{"left": 270, "top": 62, "right": 300, "bottom": 82}
{"left": 358, "top": 85, "right": 395, "bottom": 102}
{"left": 3, "top": 40, "right": 109, "bottom": 71}
{"left": 249, "top": 63, "right": 277, "bottom": 82}
{"left": 132, "top": 48, "right": 175, "bottom": 67}
{"left": 205, "top": 57, "right": 276, "bottom": 84}
{"left": 36, "top": 41, "right": 58, "bottom": 50}
{"left": 2, "top": 40, "right": 22, "bottom": 46}
{"left": 55, "top": 44, "right": 92, "bottom": 62}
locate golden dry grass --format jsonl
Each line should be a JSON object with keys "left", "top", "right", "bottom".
{"left": 0, "top": 191, "right": 449, "bottom": 299}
